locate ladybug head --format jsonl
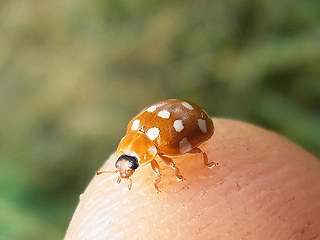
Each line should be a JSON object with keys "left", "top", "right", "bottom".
{"left": 115, "top": 155, "right": 139, "bottom": 178}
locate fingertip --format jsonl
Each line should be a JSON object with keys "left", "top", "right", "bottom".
{"left": 65, "top": 118, "right": 320, "bottom": 240}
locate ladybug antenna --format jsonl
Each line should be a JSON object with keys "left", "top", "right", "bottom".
{"left": 96, "top": 169, "right": 118, "bottom": 175}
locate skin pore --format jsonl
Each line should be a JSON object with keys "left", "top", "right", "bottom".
{"left": 65, "top": 118, "right": 320, "bottom": 240}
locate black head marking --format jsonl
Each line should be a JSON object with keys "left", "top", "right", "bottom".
{"left": 115, "top": 155, "right": 139, "bottom": 170}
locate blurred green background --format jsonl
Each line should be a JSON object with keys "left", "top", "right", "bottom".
{"left": 1, "top": 0, "right": 319, "bottom": 239}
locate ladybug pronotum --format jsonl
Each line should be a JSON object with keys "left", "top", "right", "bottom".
{"left": 97, "top": 99, "right": 217, "bottom": 192}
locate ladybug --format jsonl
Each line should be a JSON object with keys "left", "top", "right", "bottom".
{"left": 97, "top": 99, "right": 217, "bottom": 192}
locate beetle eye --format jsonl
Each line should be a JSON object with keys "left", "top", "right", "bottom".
{"left": 115, "top": 155, "right": 139, "bottom": 170}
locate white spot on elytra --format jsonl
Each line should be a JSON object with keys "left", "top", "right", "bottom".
{"left": 146, "top": 127, "right": 160, "bottom": 141}
{"left": 179, "top": 137, "right": 192, "bottom": 153}
{"left": 147, "top": 105, "right": 157, "bottom": 112}
{"left": 131, "top": 119, "right": 140, "bottom": 130}
{"left": 173, "top": 119, "right": 184, "bottom": 132}
{"left": 157, "top": 110, "right": 170, "bottom": 119}
{"left": 181, "top": 102, "right": 194, "bottom": 110}
{"left": 198, "top": 119, "right": 207, "bottom": 133}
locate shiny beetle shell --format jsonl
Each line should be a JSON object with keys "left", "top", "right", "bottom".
{"left": 97, "top": 99, "right": 217, "bottom": 192}
{"left": 124, "top": 99, "right": 214, "bottom": 158}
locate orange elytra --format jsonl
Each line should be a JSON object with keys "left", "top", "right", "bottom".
{"left": 96, "top": 99, "right": 217, "bottom": 192}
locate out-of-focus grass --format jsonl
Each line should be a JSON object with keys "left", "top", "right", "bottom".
{"left": 0, "top": 0, "right": 319, "bottom": 239}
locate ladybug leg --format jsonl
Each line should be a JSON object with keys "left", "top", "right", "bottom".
{"left": 127, "top": 178, "right": 133, "bottom": 190}
{"left": 189, "top": 147, "right": 218, "bottom": 168}
{"left": 117, "top": 175, "right": 122, "bottom": 184}
{"left": 158, "top": 154, "right": 185, "bottom": 181}
{"left": 116, "top": 175, "right": 133, "bottom": 190}
{"left": 150, "top": 159, "right": 161, "bottom": 193}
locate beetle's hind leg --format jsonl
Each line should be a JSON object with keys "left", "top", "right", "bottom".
{"left": 189, "top": 147, "right": 218, "bottom": 168}
{"left": 158, "top": 154, "right": 185, "bottom": 181}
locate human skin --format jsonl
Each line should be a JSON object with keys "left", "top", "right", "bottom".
{"left": 65, "top": 118, "right": 320, "bottom": 240}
